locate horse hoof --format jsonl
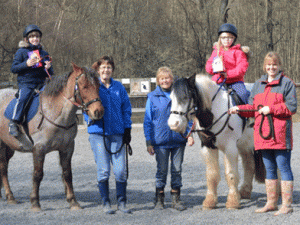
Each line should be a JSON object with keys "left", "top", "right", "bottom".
{"left": 31, "top": 206, "right": 42, "bottom": 212}
{"left": 226, "top": 193, "right": 241, "bottom": 209}
{"left": 239, "top": 189, "right": 251, "bottom": 199}
{"left": 70, "top": 204, "right": 82, "bottom": 210}
{"left": 7, "top": 199, "right": 18, "bottom": 204}
{"left": 202, "top": 194, "right": 217, "bottom": 210}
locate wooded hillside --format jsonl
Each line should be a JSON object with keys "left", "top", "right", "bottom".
{"left": 0, "top": 0, "right": 299, "bottom": 83}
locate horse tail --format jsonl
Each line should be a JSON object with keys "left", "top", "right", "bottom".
{"left": 254, "top": 150, "right": 265, "bottom": 183}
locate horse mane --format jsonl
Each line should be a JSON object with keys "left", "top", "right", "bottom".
{"left": 194, "top": 74, "right": 215, "bottom": 110}
{"left": 43, "top": 67, "right": 100, "bottom": 97}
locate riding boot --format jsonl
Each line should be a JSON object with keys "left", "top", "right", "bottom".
{"left": 154, "top": 188, "right": 165, "bottom": 210}
{"left": 8, "top": 120, "right": 20, "bottom": 137}
{"left": 171, "top": 188, "right": 186, "bottom": 211}
{"left": 98, "top": 180, "right": 115, "bottom": 214}
{"left": 116, "top": 181, "right": 131, "bottom": 213}
{"left": 274, "top": 181, "right": 293, "bottom": 216}
{"left": 255, "top": 179, "right": 278, "bottom": 213}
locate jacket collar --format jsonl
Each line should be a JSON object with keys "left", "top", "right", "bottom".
{"left": 260, "top": 72, "right": 283, "bottom": 86}
{"left": 153, "top": 85, "right": 169, "bottom": 96}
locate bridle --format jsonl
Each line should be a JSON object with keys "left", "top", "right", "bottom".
{"left": 72, "top": 73, "right": 102, "bottom": 114}
{"left": 170, "top": 79, "right": 232, "bottom": 138}
{"left": 38, "top": 72, "right": 102, "bottom": 130}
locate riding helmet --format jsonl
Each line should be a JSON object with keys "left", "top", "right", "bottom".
{"left": 23, "top": 24, "right": 42, "bottom": 37}
{"left": 218, "top": 23, "right": 237, "bottom": 38}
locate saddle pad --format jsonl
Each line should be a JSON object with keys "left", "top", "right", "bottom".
{"left": 4, "top": 92, "right": 40, "bottom": 122}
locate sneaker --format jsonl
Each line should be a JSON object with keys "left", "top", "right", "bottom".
{"left": 9, "top": 121, "right": 20, "bottom": 137}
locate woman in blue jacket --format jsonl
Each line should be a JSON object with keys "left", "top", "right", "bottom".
{"left": 85, "top": 56, "right": 132, "bottom": 214}
{"left": 144, "top": 67, "right": 194, "bottom": 211}
{"left": 10, "top": 24, "right": 53, "bottom": 136}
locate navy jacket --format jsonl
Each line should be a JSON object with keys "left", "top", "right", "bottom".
{"left": 84, "top": 78, "right": 132, "bottom": 135}
{"left": 144, "top": 86, "right": 187, "bottom": 148}
{"left": 11, "top": 42, "right": 53, "bottom": 85}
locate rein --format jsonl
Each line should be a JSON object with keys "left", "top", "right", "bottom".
{"left": 193, "top": 90, "right": 232, "bottom": 136}
{"left": 38, "top": 72, "right": 101, "bottom": 130}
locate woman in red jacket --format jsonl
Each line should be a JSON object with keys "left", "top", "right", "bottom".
{"left": 206, "top": 23, "right": 250, "bottom": 105}
{"left": 229, "top": 52, "right": 297, "bottom": 215}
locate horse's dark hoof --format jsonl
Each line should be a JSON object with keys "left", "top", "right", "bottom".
{"left": 7, "top": 199, "right": 18, "bottom": 204}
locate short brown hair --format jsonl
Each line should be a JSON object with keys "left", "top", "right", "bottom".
{"left": 92, "top": 56, "right": 115, "bottom": 72}
{"left": 263, "top": 52, "right": 282, "bottom": 73}
{"left": 156, "top": 67, "right": 173, "bottom": 85}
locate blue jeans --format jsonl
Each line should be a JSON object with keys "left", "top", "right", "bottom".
{"left": 261, "top": 150, "right": 293, "bottom": 181}
{"left": 89, "top": 134, "right": 127, "bottom": 182}
{"left": 155, "top": 146, "right": 185, "bottom": 190}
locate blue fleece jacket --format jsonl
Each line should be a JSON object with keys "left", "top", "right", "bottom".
{"left": 84, "top": 78, "right": 132, "bottom": 135}
{"left": 11, "top": 42, "right": 54, "bottom": 85}
{"left": 144, "top": 86, "right": 188, "bottom": 148}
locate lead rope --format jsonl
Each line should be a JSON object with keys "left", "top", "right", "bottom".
{"left": 237, "top": 105, "right": 275, "bottom": 140}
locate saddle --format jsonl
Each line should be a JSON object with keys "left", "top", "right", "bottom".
{"left": 4, "top": 86, "right": 43, "bottom": 124}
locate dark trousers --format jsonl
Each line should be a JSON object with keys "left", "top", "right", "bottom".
{"left": 12, "top": 83, "right": 40, "bottom": 122}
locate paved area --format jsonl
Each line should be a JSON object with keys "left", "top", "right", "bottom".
{"left": 1, "top": 123, "right": 300, "bottom": 225}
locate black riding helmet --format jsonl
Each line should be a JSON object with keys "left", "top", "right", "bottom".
{"left": 23, "top": 24, "right": 42, "bottom": 38}
{"left": 218, "top": 23, "right": 237, "bottom": 38}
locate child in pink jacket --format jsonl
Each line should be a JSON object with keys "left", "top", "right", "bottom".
{"left": 206, "top": 23, "right": 250, "bottom": 104}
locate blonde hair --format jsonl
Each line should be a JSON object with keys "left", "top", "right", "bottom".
{"left": 263, "top": 52, "right": 282, "bottom": 73}
{"left": 217, "top": 32, "right": 236, "bottom": 55}
{"left": 156, "top": 67, "right": 173, "bottom": 85}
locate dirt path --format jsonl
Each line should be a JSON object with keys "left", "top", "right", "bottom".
{"left": 1, "top": 123, "right": 300, "bottom": 225}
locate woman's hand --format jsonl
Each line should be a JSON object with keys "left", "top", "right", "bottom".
{"left": 187, "top": 136, "right": 195, "bottom": 146}
{"left": 258, "top": 106, "right": 270, "bottom": 115}
{"left": 147, "top": 146, "right": 155, "bottom": 156}
{"left": 228, "top": 106, "right": 239, "bottom": 114}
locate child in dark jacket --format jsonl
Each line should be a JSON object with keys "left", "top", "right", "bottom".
{"left": 144, "top": 67, "right": 194, "bottom": 211}
{"left": 10, "top": 24, "right": 53, "bottom": 136}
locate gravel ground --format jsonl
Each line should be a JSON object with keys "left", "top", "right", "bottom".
{"left": 1, "top": 123, "right": 300, "bottom": 225}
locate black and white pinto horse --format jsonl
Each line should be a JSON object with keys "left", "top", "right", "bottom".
{"left": 168, "top": 74, "right": 264, "bottom": 210}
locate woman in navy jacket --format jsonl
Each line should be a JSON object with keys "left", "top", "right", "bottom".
{"left": 144, "top": 67, "right": 194, "bottom": 211}
{"left": 84, "top": 56, "right": 132, "bottom": 214}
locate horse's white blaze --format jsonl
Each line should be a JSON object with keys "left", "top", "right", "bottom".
{"left": 168, "top": 92, "right": 189, "bottom": 134}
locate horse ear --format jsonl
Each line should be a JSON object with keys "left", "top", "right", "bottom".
{"left": 71, "top": 62, "right": 81, "bottom": 72}
{"left": 187, "top": 73, "right": 196, "bottom": 87}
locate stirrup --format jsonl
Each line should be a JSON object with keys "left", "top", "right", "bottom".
{"left": 9, "top": 121, "right": 20, "bottom": 137}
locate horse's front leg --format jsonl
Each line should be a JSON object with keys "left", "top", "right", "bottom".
{"left": 201, "top": 146, "right": 220, "bottom": 210}
{"left": 223, "top": 143, "right": 241, "bottom": 209}
{"left": 30, "top": 146, "right": 45, "bottom": 212}
{"left": 59, "top": 141, "right": 81, "bottom": 210}
{"left": 0, "top": 143, "right": 17, "bottom": 204}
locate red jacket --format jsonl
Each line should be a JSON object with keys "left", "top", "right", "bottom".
{"left": 238, "top": 73, "right": 297, "bottom": 151}
{"left": 206, "top": 44, "right": 249, "bottom": 84}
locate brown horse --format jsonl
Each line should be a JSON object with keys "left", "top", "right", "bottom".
{"left": 0, "top": 63, "right": 104, "bottom": 211}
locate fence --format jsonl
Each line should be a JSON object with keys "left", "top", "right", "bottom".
{"left": 1, "top": 80, "right": 300, "bottom": 124}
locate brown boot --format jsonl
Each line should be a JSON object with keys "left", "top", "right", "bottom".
{"left": 274, "top": 181, "right": 293, "bottom": 216}
{"left": 255, "top": 179, "right": 278, "bottom": 213}
{"left": 171, "top": 189, "right": 186, "bottom": 211}
{"left": 154, "top": 188, "right": 164, "bottom": 210}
